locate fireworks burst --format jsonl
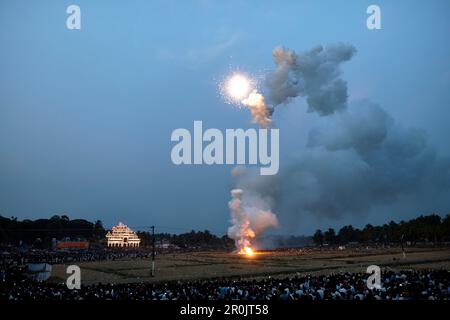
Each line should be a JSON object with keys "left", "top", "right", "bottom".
{"left": 219, "top": 71, "right": 272, "bottom": 127}
{"left": 220, "top": 70, "right": 277, "bottom": 255}
{"left": 220, "top": 72, "right": 257, "bottom": 106}
{"left": 239, "top": 246, "right": 255, "bottom": 257}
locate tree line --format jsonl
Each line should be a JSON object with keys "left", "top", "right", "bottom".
{"left": 0, "top": 215, "right": 233, "bottom": 250}
{"left": 2, "top": 213, "right": 450, "bottom": 249}
{"left": 137, "top": 230, "right": 234, "bottom": 250}
{"left": 312, "top": 214, "right": 450, "bottom": 246}
{"left": 0, "top": 215, "right": 105, "bottom": 247}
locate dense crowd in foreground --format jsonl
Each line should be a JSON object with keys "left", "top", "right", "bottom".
{"left": 1, "top": 269, "right": 449, "bottom": 301}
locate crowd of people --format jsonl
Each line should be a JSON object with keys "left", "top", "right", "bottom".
{"left": 1, "top": 243, "right": 430, "bottom": 267}
{"left": 1, "top": 247, "right": 154, "bottom": 266}
{"left": 1, "top": 269, "right": 448, "bottom": 301}
{"left": 1, "top": 245, "right": 449, "bottom": 301}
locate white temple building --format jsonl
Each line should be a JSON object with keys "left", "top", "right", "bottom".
{"left": 106, "top": 222, "right": 141, "bottom": 247}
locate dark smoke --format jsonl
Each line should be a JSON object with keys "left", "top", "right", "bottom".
{"left": 266, "top": 43, "right": 356, "bottom": 116}
{"left": 278, "top": 100, "right": 450, "bottom": 219}
{"left": 235, "top": 43, "right": 450, "bottom": 229}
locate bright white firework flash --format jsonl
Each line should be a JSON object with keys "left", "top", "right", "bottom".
{"left": 227, "top": 74, "right": 252, "bottom": 101}
{"left": 220, "top": 72, "right": 272, "bottom": 127}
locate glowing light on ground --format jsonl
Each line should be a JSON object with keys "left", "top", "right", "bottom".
{"left": 238, "top": 246, "right": 255, "bottom": 257}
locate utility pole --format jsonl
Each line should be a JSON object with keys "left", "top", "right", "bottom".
{"left": 151, "top": 225, "right": 155, "bottom": 277}
{"left": 401, "top": 234, "right": 406, "bottom": 259}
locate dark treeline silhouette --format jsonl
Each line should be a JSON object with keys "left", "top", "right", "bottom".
{"left": 0, "top": 215, "right": 105, "bottom": 247}
{"left": 312, "top": 214, "right": 450, "bottom": 246}
{"left": 0, "top": 215, "right": 233, "bottom": 250}
{"left": 137, "top": 230, "right": 234, "bottom": 250}
{"left": 2, "top": 213, "right": 450, "bottom": 249}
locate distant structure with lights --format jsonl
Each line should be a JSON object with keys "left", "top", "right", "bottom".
{"left": 106, "top": 222, "right": 141, "bottom": 247}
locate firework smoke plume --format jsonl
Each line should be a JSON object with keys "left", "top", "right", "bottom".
{"left": 241, "top": 90, "right": 272, "bottom": 127}
{"left": 227, "top": 188, "right": 278, "bottom": 254}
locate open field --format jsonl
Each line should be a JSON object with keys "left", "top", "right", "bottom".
{"left": 51, "top": 247, "right": 450, "bottom": 284}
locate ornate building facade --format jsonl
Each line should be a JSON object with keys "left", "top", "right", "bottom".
{"left": 106, "top": 222, "right": 141, "bottom": 247}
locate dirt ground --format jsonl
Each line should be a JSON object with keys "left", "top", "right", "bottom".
{"left": 51, "top": 246, "right": 450, "bottom": 284}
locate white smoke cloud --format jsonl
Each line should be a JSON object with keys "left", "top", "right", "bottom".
{"left": 227, "top": 188, "right": 278, "bottom": 253}
{"left": 241, "top": 90, "right": 272, "bottom": 127}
